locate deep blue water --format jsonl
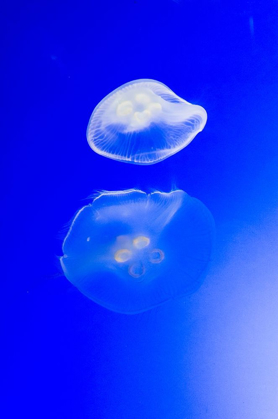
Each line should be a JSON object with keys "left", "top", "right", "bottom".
{"left": 2, "top": 0, "right": 278, "bottom": 418}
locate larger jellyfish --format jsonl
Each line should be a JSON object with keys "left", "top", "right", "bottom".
{"left": 87, "top": 79, "right": 207, "bottom": 165}
{"left": 60, "top": 189, "right": 214, "bottom": 314}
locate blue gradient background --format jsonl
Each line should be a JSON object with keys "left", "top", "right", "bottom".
{"left": 2, "top": 0, "right": 278, "bottom": 418}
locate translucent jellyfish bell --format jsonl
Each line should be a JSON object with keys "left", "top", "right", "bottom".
{"left": 87, "top": 79, "right": 207, "bottom": 165}
{"left": 60, "top": 189, "right": 214, "bottom": 314}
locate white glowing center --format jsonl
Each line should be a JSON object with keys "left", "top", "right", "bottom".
{"left": 115, "top": 90, "right": 162, "bottom": 130}
{"left": 113, "top": 235, "right": 164, "bottom": 279}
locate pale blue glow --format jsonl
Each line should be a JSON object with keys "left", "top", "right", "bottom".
{"left": 60, "top": 189, "right": 214, "bottom": 314}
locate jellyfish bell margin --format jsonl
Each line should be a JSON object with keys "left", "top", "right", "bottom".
{"left": 60, "top": 189, "right": 215, "bottom": 314}
{"left": 87, "top": 79, "right": 207, "bottom": 165}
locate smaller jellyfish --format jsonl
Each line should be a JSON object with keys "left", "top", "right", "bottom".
{"left": 87, "top": 79, "right": 207, "bottom": 165}
{"left": 60, "top": 189, "right": 214, "bottom": 314}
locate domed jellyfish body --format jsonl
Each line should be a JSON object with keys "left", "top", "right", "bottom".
{"left": 60, "top": 189, "right": 214, "bottom": 314}
{"left": 87, "top": 80, "right": 207, "bottom": 165}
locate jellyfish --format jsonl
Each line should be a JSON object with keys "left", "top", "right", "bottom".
{"left": 60, "top": 189, "right": 214, "bottom": 314}
{"left": 87, "top": 79, "right": 207, "bottom": 165}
